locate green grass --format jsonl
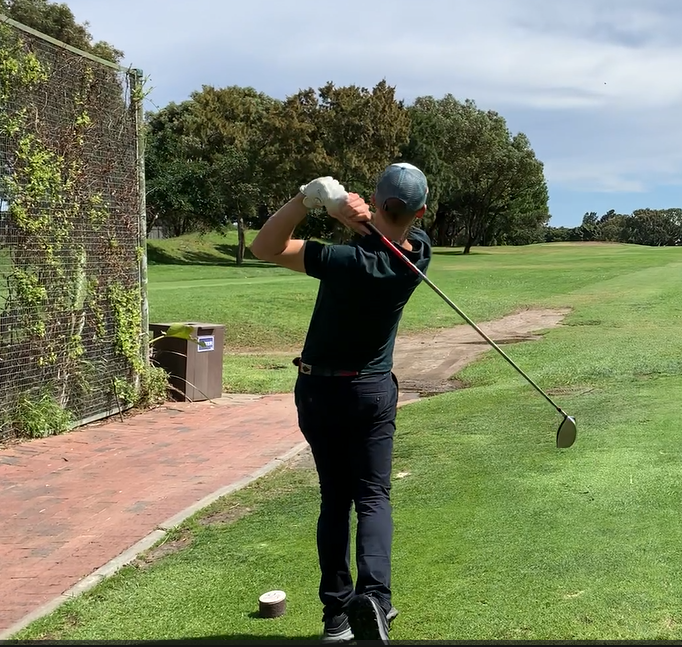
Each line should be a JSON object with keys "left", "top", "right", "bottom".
{"left": 222, "top": 353, "right": 298, "bottom": 394}
{"left": 147, "top": 232, "right": 682, "bottom": 394}
{"left": 15, "top": 235, "right": 682, "bottom": 641}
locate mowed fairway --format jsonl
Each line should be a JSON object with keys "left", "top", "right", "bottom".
{"left": 147, "top": 232, "right": 682, "bottom": 394}
{"left": 15, "top": 235, "right": 682, "bottom": 641}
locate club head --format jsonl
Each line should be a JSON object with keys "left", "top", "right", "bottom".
{"left": 556, "top": 415, "right": 577, "bottom": 448}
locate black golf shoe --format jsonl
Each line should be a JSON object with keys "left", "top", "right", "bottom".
{"left": 347, "top": 594, "right": 390, "bottom": 643}
{"left": 321, "top": 612, "right": 354, "bottom": 643}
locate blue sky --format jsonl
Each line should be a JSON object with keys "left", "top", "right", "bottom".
{"left": 66, "top": 0, "right": 682, "bottom": 228}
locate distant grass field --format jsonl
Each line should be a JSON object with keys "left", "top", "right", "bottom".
{"left": 15, "top": 233, "right": 682, "bottom": 641}
{"left": 146, "top": 231, "right": 682, "bottom": 394}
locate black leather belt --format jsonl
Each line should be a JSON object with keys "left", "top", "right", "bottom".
{"left": 292, "top": 357, "right": 359, "bottom": 377}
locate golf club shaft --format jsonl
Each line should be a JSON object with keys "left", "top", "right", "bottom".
{"left": 365, "top": 222, "right": 566, "bottom": 417}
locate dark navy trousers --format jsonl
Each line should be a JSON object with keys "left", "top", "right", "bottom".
{"left": 294, "top": 370, "right": 398, "bottom": 618}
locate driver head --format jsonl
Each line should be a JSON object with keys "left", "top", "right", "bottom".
{"left": 556, "top": 416, "right": 577, "bottom": 448}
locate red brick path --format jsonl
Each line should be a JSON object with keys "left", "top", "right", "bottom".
{"left": 0, "top": 394, "right": 302, "bottom": 635}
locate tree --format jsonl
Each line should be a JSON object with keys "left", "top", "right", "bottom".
{"left": 260, "top": 88, "right": 328, "bottom": 208}
{"left": 598, "top": 210, "right": 628, "bottom": 242}
{"left": 624, "top": 208, "right": 682, "bottom": 246}
{"left": 543, "top": 208, "right": 682, "bottom": 246}
{"left": 187, "top": 85, "right": 276, "bottom": 264}
{"left": 262, "top": 80, "right": 410, "bottom": 241}
{"left": 576, "top": 212, "right": 600, "bottom": 241}
{"left": 495, "top": 207, "right": 549, "bottom": 246}
{"left": 472, "top": 131, "right": 550, "bottom": 250}
{"left": 1, "top": 0, "right": 123, "bottom": 63}
{"left": 143, "top": 84, "right": 553, "bottom": 252}
{"left": 144, "top": 102, "right": 214, "bottom": 237}
{"left": 544, "top": 226, "right": 578, "bottom": 242}
{"left": 145, "top": 86, "right": 279, "bottom": 263}
{"left": 315, "top": 80, "right": 411, "bottom": 196}
{"left": 400, "top": 95, "right": 460, "bottom": 245}
{"left": 402, "top": 96, "right": 549, "bottom": 253}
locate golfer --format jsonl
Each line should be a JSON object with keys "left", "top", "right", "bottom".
{"left": 250, "top": 163, "right": 432, "bottom": 643}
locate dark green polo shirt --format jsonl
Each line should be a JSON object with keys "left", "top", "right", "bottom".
{"left": 300, "top": 226, "right": 432, "bottom": 374}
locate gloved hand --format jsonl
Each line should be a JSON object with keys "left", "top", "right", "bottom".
{"left": 299, "top": 176, "right": 348, "bottom": 211}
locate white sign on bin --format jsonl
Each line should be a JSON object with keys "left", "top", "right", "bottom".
{"left": 197, "top": 335, "right": 215, "bottom": 352}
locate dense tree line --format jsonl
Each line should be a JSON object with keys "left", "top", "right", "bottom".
{"left": 545, "top": 209, "right": 682, "bottom": 247}
{"left": 143, "top": 84, "right": 551, "bottom": 261}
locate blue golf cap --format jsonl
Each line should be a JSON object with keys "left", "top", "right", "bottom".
{"left": 375, "top": 162, "right": 428, "bottom": 214}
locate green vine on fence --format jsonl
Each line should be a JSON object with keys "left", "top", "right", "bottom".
{"left": 0, "top": 23, "right": 167, "bottom": 438}
{"left": 0, "top": 24, "right": 47, "bottom": 100}
{"left": 108, "top": 282, "right": 143, "bottom": 373}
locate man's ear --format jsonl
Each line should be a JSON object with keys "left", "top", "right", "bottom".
{"left": 416, "top": 204, "right": 427, "bottom": 220}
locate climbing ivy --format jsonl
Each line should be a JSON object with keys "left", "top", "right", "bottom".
{"left": 0, "top": 22, "right": 166, "bottom": 439}
{"left": 108, "top": 282, "right": 143, "bottom": 373}
{"left": 0, "top": 23, "right": 47, "bottom": 100}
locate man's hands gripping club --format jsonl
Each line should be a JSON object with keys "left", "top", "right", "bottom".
{"left": 300, "top": 177, "right": 373, "bottom": 235}
{"left": 250, "top": 175, "right": 373, "bottom": 274}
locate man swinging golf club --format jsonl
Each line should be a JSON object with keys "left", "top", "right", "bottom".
{"left": 251, "top": 163, "right": 431, "bottom": 643}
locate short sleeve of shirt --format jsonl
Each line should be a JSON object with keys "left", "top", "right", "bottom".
{"left": 303, "top": 241, "right": 360, "bottom": 280}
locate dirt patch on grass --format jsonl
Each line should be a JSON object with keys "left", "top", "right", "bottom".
{"left": 224, "top": 307, "right": 571, "bottom": 401}
{"left": 198, "top": 503, "right": 253, "bottom": 527}
{"left": 662, "top": 617, "right": 678, "bottom": 631}
{"left": 133, "top": 528, "right": 193, "bottom": 569}
{"left": 392, "top": 307, "right": 571, "bottom": 397}
{"left": 288, "top": 447, "right": 316, "bottom": 470}
{"left": 230, "top": 348, "right": 301, "bottom": 357}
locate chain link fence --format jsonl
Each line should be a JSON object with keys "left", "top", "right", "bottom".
{"left": 0, "top": 16, "right": 148, "bottom": 441}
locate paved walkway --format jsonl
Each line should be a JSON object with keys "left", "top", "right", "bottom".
{"left": 0, "top": 393, "right": 303, "bottom": 637}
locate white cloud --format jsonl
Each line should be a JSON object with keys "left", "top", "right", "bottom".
{"left": 62, "top": 0, "right": 682, "bottom": 205}
{"left": 544, "top": 162, "right": 649, "bottom": 194}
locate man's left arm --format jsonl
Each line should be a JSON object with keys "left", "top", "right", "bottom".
{"left": 249, "top": 193, "right": 309, "bottom": 273}
{"left": 250, "top": 178, "right": 373, "bottom": 273}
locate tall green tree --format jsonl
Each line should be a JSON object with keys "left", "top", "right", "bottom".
{"left": 260, "top": 88, "right": 328, "bottom": 208}
{"left": 315, "top": 80, "right": 411, "bottom": 195}
{"left": 402, "top": 96, "right": 548, "bottom": 253}
{"left": 187, "top": 85, "right": 276, "bottom": 264}
{"left": 398, "top": 95, "right": 457, "bottom": 242}
{"left": 144, "top": 102, "right": 214, "bottom": 237}
{"left": 1, "top": 0, "right": 123, "bottom": 62}
{"left": 145, "top": 87, "right": 277, "bottom": 263}
{"left": 598, "top": 209, "right": 628, "bottom": 242}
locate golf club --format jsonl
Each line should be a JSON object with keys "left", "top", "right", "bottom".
{"left": 364, "top": 221, "right": 577, "bottom": 449}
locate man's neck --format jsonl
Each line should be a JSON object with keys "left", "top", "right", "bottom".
{"left": 372, "top": 214, "right": 413, "bottom": 250}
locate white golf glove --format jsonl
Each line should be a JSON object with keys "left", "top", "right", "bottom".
{"left": 299, "top": 176, "right": 348, "bottom": 211}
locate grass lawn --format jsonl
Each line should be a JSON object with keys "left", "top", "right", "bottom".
{"left": 13, "top": 233, "right": 682, "bottom": 641}
{"left": 147, "top": 231, "right": 681, "bottom": 395}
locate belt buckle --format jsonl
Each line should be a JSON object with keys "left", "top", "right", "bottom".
{"left": 299, "top": 362, "right": 313, "bottom": 375}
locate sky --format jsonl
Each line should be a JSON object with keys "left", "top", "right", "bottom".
{"left": 65, "top": 0, "right": 682, "bottom": 228}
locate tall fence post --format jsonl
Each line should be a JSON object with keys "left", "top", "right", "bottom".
{"left": 132, "top": 68, "right": 149, "bottom": 368}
